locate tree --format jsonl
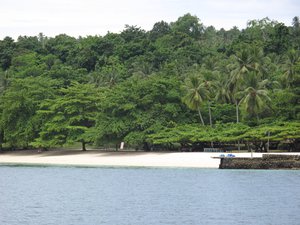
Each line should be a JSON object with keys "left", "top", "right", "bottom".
{"left": 117, "top": 25, "right": 149, "bottom": 61}
{"left": 148, "top": 123, "right": 250, "bottom": 149}
{"left": 238, "top": 72, "right": 271, "bottom": 121}
{"left": 45, "top": 34, "right": 77, "bottom": 63}
{"left": 265, "top": 23, "right": 290, "bottom": 54}
{"left": 149, "top": 21, "right": 171, "bottom": 41}
{"left": 43, "top": 64, "right": 88, "bottom": 87}
{"left": 0, "top": 70, "right": 10, "bottom": 94}
{"left": 198, "top": 60, "right": 233, "bottom": 126}
{"left": 243, "top": 18, "right": 277, "bottom": 46}
{"left": 182, "top": 75, "right": 210, "bottom": 125}
{"left": 89, "top": 56, "right": 126, "bottom": 88}
{"left": 0, "top": 77, "right": 57, "bottom": 148}
{"left": 241, "top": 121, "right": 300, "bottom": 152}
{"left": 0, "top": 37, "right": 16, "bottom": 70}
{"left": 214, "top": 72, "right": 232, "bottom": 104}
{"left": 282, "top": 49, "right": 300, "bottom": 87}
{"left": 171, "top": 13, "right": 203, "bottom": 40}
{"left": 9, "top": 52, "right": 47, "bottom": 78}
{"left": 229, "top": 46, "right": 265, "bottom": 124}
{"left": 292, "top": 16, "right": 300, "bottom": 29}
{"left": 16, "top": 35, "right": 44, "bottom": 54}
{"left": 95, "top": 76, "right": 188, "bottom": 149}
{"left": 271, "top": 89, "right": 298, "bottom": 120}
{"left": 34, "top": 83, "right": 99, "bottom": 150}
{"left": 68, "top": 36, "right": 101, "bottom": 72}
{"left": 229, "top": 47, "right": 254, "bottom": 86}
{"left": 292, "top": 16, "right": 300, "bottom": 49}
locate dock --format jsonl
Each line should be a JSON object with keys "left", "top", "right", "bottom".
{"left": 214, "top": 154, "right": 300, "bottom": 169}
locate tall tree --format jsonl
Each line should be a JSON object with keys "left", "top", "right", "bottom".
{"left": 282, "top": 49, "right": 300, "bottom": 87}
{"left": 0, "top": 37, "right": 16, "bottom": 70}
{"left": 214, "top": 72, "right": 232, "bottom": 104}
{"left": 0, "top": 77, "right": 57, "bottom": 148}
{"left": 238, "top": 72, "right": 271, "bottom": 121}
{"left": 292, "top": 16, "right": 300, "bottom": 49}
{"left": 95, "top": 75, "right": 188, "bottom": 149}
{"left": 149, "top": 21, "right": 171, "bottom": 41}
{"left": 171, "top": 13, "right": 203, "bottom": 40}
{"left": 0, "top": 70, "right": 10, "bottom": 94}
{"left": 45, "top": 34, "right": 77, "bottom": 63}
{"left": 182, "top": 75, "right": 209, "bottom": 125}
{"left": 34, "top": 83, "right": 99, "bottom": 150}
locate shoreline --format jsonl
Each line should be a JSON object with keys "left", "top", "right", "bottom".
{"left": 1, "top": 150, "right": 300, "bottom": 169}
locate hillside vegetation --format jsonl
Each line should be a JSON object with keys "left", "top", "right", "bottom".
{"left": 0, "top": 14, "right": 299, "bottom": 151}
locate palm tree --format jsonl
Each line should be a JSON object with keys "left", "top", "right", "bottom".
{"left": 88, "top": 69, "right": 120, "bottom": 88}
{"left": 228, "top": 49, "right": 254, "bottom": 124}
{"left": 238, "top": 72, "right": 271, "bottom": 120}
{"left": 230, "top": 48, "right": 254, "bottom": 86}
{"left": 282, "top": 49, "right": 300, "bottom": 88}
{"left": 229, "top": 46, "right": 268, "bottom": 88}
{"left": 229, "top": 49, "right": 267, "bottom": 150}
{"left": 182, "top": 75, "right": 209, "bottom": 125}
{"left": 229, "top": 47, "right": 269, "bottom": 122}
{"left": 214, "top": 73, "right": 232, "bottom": 104}
{"left": 250, "top": 46, "right": 269, "bottom": 79}
{"left": 200, "top": 67, "right": 218, "bottom": 127}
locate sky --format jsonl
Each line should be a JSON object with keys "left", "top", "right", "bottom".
{"left": 0, "top": 0, "right": 299, "bottom": 40}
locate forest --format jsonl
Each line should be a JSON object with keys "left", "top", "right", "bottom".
{"left": 0, "top": 14, "right": 299, "bottom": 152}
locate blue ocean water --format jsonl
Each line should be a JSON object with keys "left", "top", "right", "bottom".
{"left": 0, "top": 166, "right": 300, "bottom": 225}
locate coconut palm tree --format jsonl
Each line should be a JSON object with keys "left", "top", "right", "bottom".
{"left": 214, "top": 72, "right": 232, "bottom": 104}
{"left": 230, "top": 49, "right": 269, "bottom": 149}
{"left": 201, "top": 71, "right": 232, "bottom": 127}
{"left": 282, "top": 49, "right": 300, "bottom": 88}
{"left": 230, "top": 48, "right": 254, "bottom": 85}
{"left": 88, "top": 69, "right": 120, "bottom": 88}
{"left": 229, "top": 46, "right": 269, "bottom": 122}
{"left": 199, "top": 66, "right": 219, "bottom": 127}
{"left": 250, "top": 46, "right": 269, "bottom": 79}
{"left": 182, "top": 75, "right": 210, "bottom": 125}
{"left": 228, "top": 48, "right": 255, "bottom": 124}
{"left": 238, "top": 72, "right": 271, "bottom": 120}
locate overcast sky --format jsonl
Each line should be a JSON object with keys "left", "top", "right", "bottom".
{"left": 0, "top": 0, "right": 299, "bottom": 40}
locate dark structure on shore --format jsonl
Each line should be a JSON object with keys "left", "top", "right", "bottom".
{"left": 219, "top": 154, "right": 300, "bottom": 169}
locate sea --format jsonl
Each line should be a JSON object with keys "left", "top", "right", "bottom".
{"left": 0, "top": 165, "right": 300, "bottom": 225}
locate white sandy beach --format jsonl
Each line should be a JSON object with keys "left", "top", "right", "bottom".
{"left": 1, "top": 150, "right": 299, "bottom": 168}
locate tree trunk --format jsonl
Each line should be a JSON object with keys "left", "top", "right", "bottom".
{"left": 208, "top": 101, "right": 212, "bottom": 127}
{"left": 143, "top": 142, "right": 151, "bottom": 151}
{"left": 236, "top": 100, "right": 239, "bottom": 123}
{"left": 237, "top": 140, "right": 240, "bottom": 151}
{"left": 82, "top": 141, "right": 86, "bottom": 151}
{"left": 236, "top": 100, "right": 241, "bottom": 151}
{"left": 197, "top": 106, "right": 205, "bottom": 126}
{"left": 208, "top": 102, "right": 213, "bottom": 147}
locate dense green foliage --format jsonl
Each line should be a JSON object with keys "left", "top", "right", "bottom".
{"left": 0, "top": 14, "right": 299, "bottom": 151}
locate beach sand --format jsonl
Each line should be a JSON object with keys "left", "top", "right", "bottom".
{"left": 0, "top": 150, "right": 299, "bottom": 168}
{"left": 0, "top": 150, "right": 281, "bottom": 168}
